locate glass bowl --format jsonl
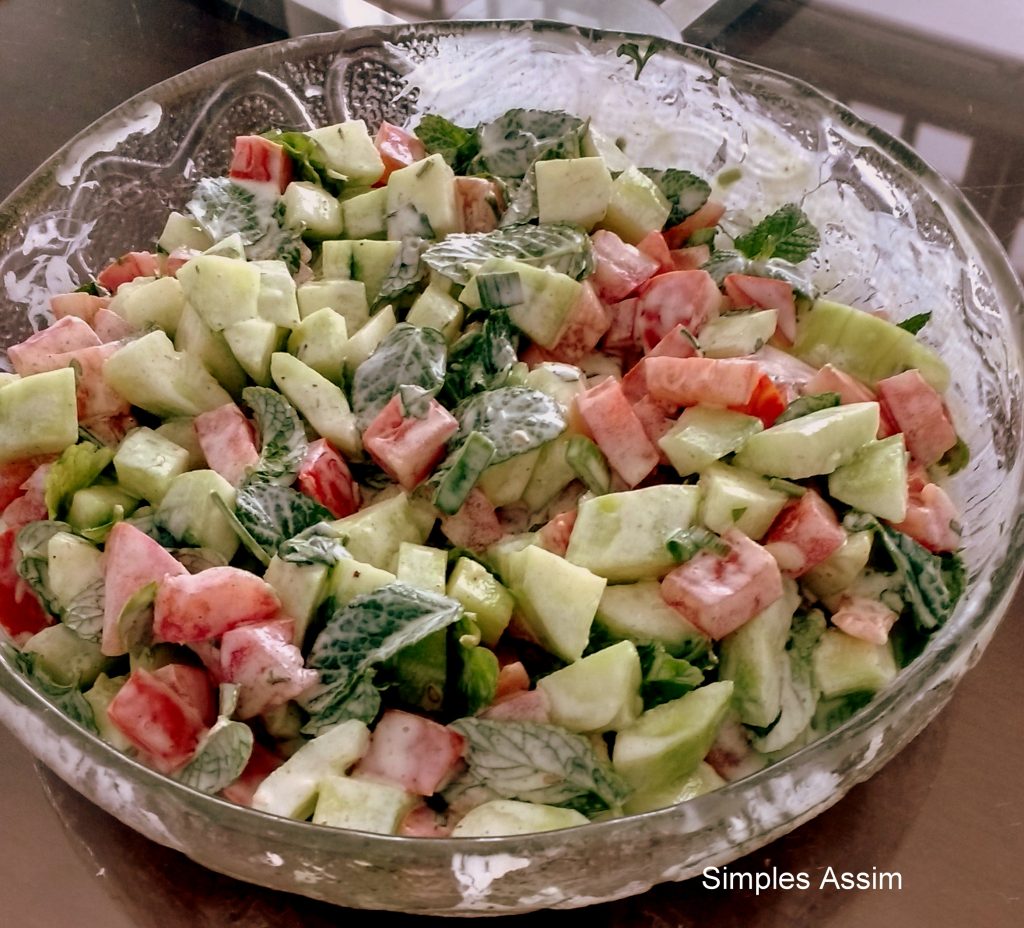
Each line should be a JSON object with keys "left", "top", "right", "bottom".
{"left": 1, "top": 21, "right": 1022, "bottom": 916}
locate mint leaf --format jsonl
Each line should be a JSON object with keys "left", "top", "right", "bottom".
{"left": 44, "top": 443, "right": 114, "bottom": 519}
{"left": 702, "top": 248, "right": 816, "bottom": 297}
{"left": 616, "top": 40, "right": 663, "bottom": 80}
{"left": 62, "top": 577, "right": 105, "bottom": 643}
{"left": 174, "top": 716, "right": 254, "bottom": 795}
{"left": 774, "top": 392, "right": 841, "bottom": 425}
{"left": 14, "top": 520, "right": 70, "bottom": 617}
{"left": 242, "top": 386, "right": 307, "bottom": 486}
{"left": 3, "top": 645, "right": 97, "bottom": 733}
{"left": 443, "top": 312, "right": 519, "bottom": 404}
{"left": 937, "top": 436, "right": 970, "bottom": 476}
{"left": 896, "top": 312, "right": 931, "bottom": 335}
{"left": 414, "top": 114, "right": 480, "bottom": 173}
{"left": 470, "top": 110, "right": 587, "bottom": 180}
{"left": 640, "top": 168, "right": 710, "bottom": 226}
{"left": 637, "top": 643, "right": 704, "bottom": 709}
{"left": 187, "top": 177, "right": 268, "bottom": 246}
{"left": 235, "top": 484, "right": 332, "bottom": 558}
{"left": 277, "top": 523, "right": 349, "bottom": 566}
{"left": 733, "top": 203, "right": 820, "bottom": 264}
{"left": 450, "top": 717, "right": 630, "bottom": 813}
{"left": 451, "top": 386, "right": 566, "bottom": 465}
{"left": 262, "top": 129, "right": 346, "bottom": 195}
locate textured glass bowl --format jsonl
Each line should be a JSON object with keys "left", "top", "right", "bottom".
{"left": 1, "top": 21, "right": 1022, "bottom": 916}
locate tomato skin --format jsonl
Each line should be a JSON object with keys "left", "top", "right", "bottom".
{"left": 58, "top": 342, "right": 132, "bottom": 424}
{"left": 575, "top": 377, "right": 659, "bottom": 488}
{"left": 731, "top": 372, "right": 787, "bottom": 428}
{"left": 7, "top": 315, "right": 101, "bottom": 376}
{"left": 353, "top": 709, "right": 466, "bottom": 796}
{"left": 455, "top": 176, "right": 503, "bottom": 233}
{"left": 723, "top": 274, "right": 797, "bottom": 343}
{"left": 590, "top": 230, "right": 660, "bottom": 302}
{"left": 374, "top": 121, "right": 427, "bottom": 185}
{"left": 636, "top": 230, "right": 674, "bottom": 274}
{"left": 0, "top": 458, "right": 47, "bottom": 512}
{"left": 153, "top": 566, "right": 281, "bottom": 645}
{"left": 296, "top": 438, "right": 359, "bottom": 518}
{"left": 663, "top": 199, "right": 725, "bottom": 248}
{"left": 601, "top": 297, "right": 640, "bottom": 355}
{"left": 876, "top": 369, "right": 958, "bottom": 466}
{"left": 644, "top": 356, "right": 761, "bottom": 408}
{"left": 107, "top": 668, "right": 207, "bottom": 774}
{"left": 661, "top": 528, "right": 784, "bottom": 640}
{"left": 229, "top": 135, "right": 293, "bottom": 193}
{"left": 96, "top": 251, "right": 160, "bottom": 294}
{"left": 399, "top": 803, "right": 455, "bottom": 838}
{"left": 152, "top": 663, "right": 216, "bottom": 727}
{"left": 479, "top": 687, "right": 551, "bottom": 723}
{"left": 194, "top": 403, "right": 260, "bottom": 487}
{"left": 494, "top": 660, "right": 531, "bottom": 699}
{"left": 670, "top": 244, "right": 711, "bottom": 271}
{"left": 362, "top": 395, "right": 458, "bottom": 491}
{"left": 50, "top": 292, "right": 108, "bottom": 325}
{"left": 0, "top": 527, "right": 53, "bottom": 644}
{"left": 763, "top": 489, "right": 845, "bottom": 577}
{"left": 635, "top": 269, "right": 722, "bottom": 350}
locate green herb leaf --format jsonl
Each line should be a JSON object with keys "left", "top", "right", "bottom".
{"left": 733, "top": 203, "right": 820, "bottom": 264}
{"left": 665, "top": 526, "right": 729, "bottom": 563}
{"left": 451, "top": 386, "right": 566, "bottom": 465}
{"left": 210, "top": 493, "right": 271, "bottom": 567}
{"left": 896, "top": 312, "right": 931, "bottom": 335}
{"left": 62, "top": 577, "right": 105, "bottom": 643}
{"left": 639, "top": 168, "right": 710, "bottom": 226}
{"left": 637, "top": 643, "right": 704, "bottom": 709}
{"left": 278, "top": 522, "right": 349, "bottom": 566}
{"left": 702, "top": 249, "right": 816, "bottom": 297}
{"left": 616, "top": 40, "right": 663, "bottom": 80}
{"left": 443, "top": 312, "right": 519, "bottom": 404}
{"left": 235, "top": 484, "right": 332, "bottom": 558}
{"left": 262, "top": 129, "right": 347, "bottom": 195}
{"left": 242, "top": 386, "right": 308, "bottom": 486}
{"left": 774, "top": 392, "right": 841, "bottom": 425}
{"left": 44, "top": 442, "right": 114, "bottom": 519}
{"left": 174, "top": 716, "right": 254, "bottom": 795}
{"left": 470, "top": 110, "right": 587, "bottom": 180}
{"left": 3, "top": 645, "right": 97, "bottom": 733}
{"left": 187, "top": 177, "right": 269, "bottom": 246}
{"left": 937, "top": 436, "right": 970, "bottom": 475}
{"left": 14, "top": 520, "right": 70, "bottom": 617}
{"left": 74, "top": 280, "right": 101, "bottom": 296}
{"left": 414, "top": 114, "right": 480, "bottom": 173}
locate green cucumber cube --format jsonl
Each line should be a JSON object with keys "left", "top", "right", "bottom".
{"left": 477, "top": 448, "right": 541, "bottom": 508}
{"left": 340, "top": 186, "right": 388, "bottom": 240}
{"left": 521, "top": 435, "right": 577, "bottom": 513}
{"left": 699, "top": 309, "right": 778, "bottom": 358}
{"left": 385, "top": 153, "right": 460, "bottom": 239}
{"left": 451, "top": 799, "right": 588, "bottom": 836}
{"left": 328, "top": 491, "right": 435, "bottom": 572}
{"left": 157, "top": 211, "right": 213, "bottom": 253}
{"left": 295, "top": 279, "right": 369, "bottom": 332}
{"left": 320, "top": 239, "right": 354, "bottom": 279}
{"left": 83, "top": 673, "right": 133, "bottom": 752}
{"left": 328, "top": 558, "right": 396, "bottom": 607}
{"left": 307, "top": 120, "right": 384, "bottom": 186}
{"left": 110, "top": 275, "right": 185, "bottom": 337}
{"left": 113, "top": 427, "right": 191, "bottom": 503}
{"left": 263, "top": 555, "right": 329, "bottom": 647}
{"left": 47, "top": 532, "right": 103, "bottom": 611}
{"left": 343, "top": 305, "right": 397, "bottom": 373}
{"left": 176, "top": 254, "right": 261, "bottom": 331}
{"left": 523, "top": 362, "right": 587, "bottom": 410}
{"left": 828, "top": 434, "right": 908, "bottom": 522}
{"left": 536, "top": 157, "right": 613, "bottom": 229}
{"left": 582, "top": 125, "right": 633, "bottom": 172}
{"left": 446, "top": 557, "right": 515, "bottom": 648}
{"left": 395, "top": 542, "right": 448, "bottom": 595}
{"left": 155, "top": 470, "right": 238, "bottom": 562}
{"left": 595, "top": 581, "right": 708, "bottom": 656}
{"left": 282, "top": 181, "right": 343, "bottom": 239}
{"left": 432, "top": 431, "right": 496, "bottom": 515}
{"left": 313, "top": 774, "right": 416, "bottom": 833}
{"left": 223, "top": 318, "right": 287, "bottom": 386}
{"left": 0, "top": 368, "right": 78, "bottom": 464}
{"left": 153, "top": 418, "right": 206, "bottom": 470}
{"left": 253, "top": 259, "right": 301, "bottom": 328}
{"left": 601, "top": 166, "right": 671, "bottom": 244}
{"left": 351, "top": 240, "right": 403, "bottom": 305}
{"left": 406, "top": 284, "right": 464, "bottom": 342}
{"left": 803, "top": 530, "right": 873, "bottom": 598}
{"left": 173, "top": 304, "right": 248, "bottom": 396}
{"left": 270, "top": 352, "right": 361, "bottom": 458}
{"left": 623, "top": 760, "right": 725, "bottom": 814}
{"left": 698, "top": 463, "right": 790, "bottom": 540}
{"left": 813, "top": 627, "right": 898, "bottom": 698}
{"left": 67, "top": 484, "right": 139, "bottom": 534}
{"left": 23, "top": 623, "right": 110, "bottom": 688}
{"left": 286, "top": 307, "right": 349, "bottom": 384}
{"left": 658, "top": 407, "right": 763, "bottom": 477}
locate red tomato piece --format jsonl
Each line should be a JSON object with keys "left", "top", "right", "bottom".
{"left": 590, "top": 230, "right": 660, "bottom": 302}
{"left": 399, "top": 803, "right": 455, "bottom": 838}
{"left": 544, "top": 281, "right": 611, "bottom": 364}
{"left": 47, "top": 342, "right": 132, "bottom": 424}
{"left": 663, "top": 199, "right": 726, "bottom": 248}
{"left": 575, "top": 378, "right": 659, "bottom": 487}
{"left": 353, "top": 709, "right": 466, "bottom": 796}
{"left": 164, "top": 247, "right": 201, "bottom": 278}
{"left": 644, "top": 356, "right": 761, "bottom": 408}
{"left": 7, "top": 315, "right": 101, "bottom": 376}
{"left": 153, "top": 566, "right": 281, "bottom": 645}
{"left": 763, "top": 489, "right": 845, "bottom": 577}
{"left": 636, "top": 230, "right": 674, "bottom": 273}
{"left": 670, "top": 244, "right": 712, "bottom": 271}
{"left": 723, "top": 273, "right": 798, "bottom": 344}
{"left": 731, "top": 372, "right": 787, "bottom": 428}
{"left": 455, "top": 176, "right": 503, "bottom": 233}
{"left": 635, "top": 269, "right": 722, "bottom": 350}
{"left": 661, "top": 528, "right": 784, "bottom": 640}
{"left": 107, "top": 668, "right": 206, "bottom": 774}
{"left": 749, "top": 346, "right": 818, "bottom": 403}
{"left": 229, "top": 135, "right": 293, "bottom": 193}
{"left": 876, "top": 369, "right": 958, "bottom": 466}
{"left": 91, "top": 307, "right": 137, "bottom": 341}
{"left": 102, "top": 522, "right": 189, "bottom": 656}
{"left": 831, "top": 596, "right": 899, "bottom": 646}
{"left": 221, "top": 741, "right": 285, "bottom": 807}
{"left": 374, "top": 121, "right": 427, "bottom": 185}
{"left": 194, "top": 403, "right": 260, "bottom": 487}
{"left": 537, "top": 508, "right": 578, "bottom": 557}
{"left": 630, "top": 395, "right": 676, "bottom": 463}
{"left": 362, "top": 395, "right": 458, "bottom": 490}
{"left": 1, "top": 462, "right": 50, "bottom": 532}
{"left": 647, "top": 324, "right": 700, "bottom": 359}
{"left": 479, "top": 687, "right": 551, "bottom": 724}
{"left": 96, "top": 251, "right": 160, "bottom": 294}
{"left": 296, "top": 438, "right": 359, "bottom": 518}
{"left": 0, "top": 527, "right": 52, "bottom": 644}
{"left": 0, "top": 457, "right": 48, "bottom": 512}
{"left": 890, "top": 480, "right": 961, "bottom": 553}
{"left": 220, "top": 618, "right": 319, "bottom": 719}
{"left": 494, "top": 660, "right": 531, "bottom": 700}
{"left": 50, "top": 291, "right": 109, "bottom": 325}
{"left": 803, "top": 363, "right": 876, "bottom": 405}
{"left": 151, "top": 663, "right": 216, "bottom": 727}
{"left": 439, "top": 487, "right": 505, "bottom": 551}
{"left": 601, "top": 297, "right": 641, "bottom": 355}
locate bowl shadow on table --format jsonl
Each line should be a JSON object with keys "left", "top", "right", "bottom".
{"left": 39, "top": 718, "right": 947, "bottom": 928}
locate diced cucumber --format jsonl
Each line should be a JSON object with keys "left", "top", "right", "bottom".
{"left": 340, "top": 186, "right": 388, "bottom": 240}
{"left": 110, "top": 276, "right": 185, "bottom": 337}
{"left": 82, "top": 673, "right": 133, "bottom": 752}
{"left": 329, "top": 557, "right": 396, "bottom": 607}
{"left": 612, "top": 680, "right": 734, "bottom": 791}
{"left": 731, "top": 402, "right": 880, "bottom": 478}
{"left": 658, "top": 407, "right": 763, "bottom": 477}
{"left": 176, "top": 254, "right": 261, "bottom": 331}
{"left": 792, "top": 299, "right": 950, "bottom": 391}
{"left": 307, "top": 120, "right": 384, "bottom": 186}
{"left": 828, "top": 434, "right": 908, "bottom": 522}
{"left": 329, "top": 491, "right": 435, "bottom": 572}
{"left": 282, "top": 181, "right": 343, "bottom": 239}
{"left": 153, "top": 418, "right": 206, "bottom": 470}
{"left": 251, "top": 719, "right": 371, "bottom": 820}
{"left": 595, "top": 581, "right": 709, "bottom": 656}
{"left": 23, "top": 623, "right": 110, "bottom": 688}
{"left": 263, "top": 555, "right": 329, "bottom": 648}
{"left": 476, "top": 271, "right": 525, "bottom": 311}
{"left": 270, "top": 352, "right": 361, "bottom": 458}
{"left": 535, "top": 156, "right": 613, "bottom": 229}
{"left": 523, "top": 362, "right": 586, "bottom": 410}
{"left": 395, "top": 542, "right": 448, "bottom": 595}
{"left": 813, "top": 628, "right": 898, "bottom": 698}
{"left": 295, "top": 279, "right": 370, "bottom": 331}
{"left": 565, "top": 485, "right": 702, "bottom": 582}
{"left": 223, "top": 317, "right": 287, "bottom": 386}
{"left": 623, "top": 760, "right": 725, "bottom": 815}
{"left": 0, "top": 368, "right": 78, "bottom": 464}
{"left": 582, "top": 125, "right": 633, "bottom": 173}
{"left": 566, "top": 435, "right": 611, "bottom": 495}
{"left": 113, "top": 427, "right": 191, "bottom": 503}
{"left": 173, "top": 304, "right": 248, "bottom": 396}
{"left": 406, "top": 284, "right": 464, "bottom": 342}
{"left": 155, "top": 470, "right": 238, "bottom": 562}
{"left": 351, "top": 240, "right": 404, "bottom": 305}
{"left": 320, "top": 239, "right": 354, "bottom": 279}
{"left": 67, "top": 484, "right": 139, "bottom": 534}
{"left": 104, "top": 330, "right": 233, "bottom": 417}
{"left": 537, "top": 640, "right": 643, "bottom": 733}
{"left": 478, "top": 448, "right": 541, "bottom": 508}
{"left": 446, "top": 557, "right": 514, "bottom": 648}
{"left": 253, "top": 259, "right": 301, "bottom": 328}
{"left": 802, "top": 530, "right": 874, "bottom": 598}
{"left": 157, "top": 210, "right": 213, "bottom": 253}
{"left": 312, "top": 775, "right": 416, "bottom": 833}
{"left": 521, "top": 435, "right": 577, "bottom": 512}
{"left": 718, "top": 580, "right": 800, "bottom": 727}
{"left": 386, "top": 153, "right": 460, "bottom": 239}
{"left": 451, "top": 799, "right": 588, "bottom": 836}
{"left": 343, "top": 305, "right": 397, "bottom": 373}
{"left": 484, "top": 532, "right": 539, "bottom": 585}
{"left": 601, "top": 166, "right": 671, "bottom": 244}
{"left": 433, "top": 431, "right": 496, "bottom": 515}
{"left": 286, "top": 307, "right": 349, "bottom": 385}
{"left": 698, "top": 463, "right": 790, "bottom": 540}
{"left": 698, "top": 309, "right": 778, "bottom": 358}
{"left": 47, "top": 532, "right": 103, "bottom": 610}
{"left": 505, "top": 545, "right": 606, "bottom": 663}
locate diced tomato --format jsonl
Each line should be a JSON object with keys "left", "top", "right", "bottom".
{"left": 630, "top": 395, "right": 677, "bottom": 463}
{"left": 763, "top": 489, "right": 845, "bottom": 577}
{"left": 890, "top": 480, "right": 961, "bottom": 552}
{"left": 644, "top": 356, "right": 761, "bottom": 409}
{"left": 80, "top": 412, "right": 138, "bottom": 448}
{"left": 455, "top": 176, "right": 503, "bottom": 234}
{"left": 91, "top": 307, "right": 137, "bottom": 341}
{"left": 107, "top": 668, "right": 207, "bottom": 774}
{"left": 153, "top": 566, "right": 281, "bottom": 644}
{"left": 7, "top": 316, "right": 101, "bottom": 376}
{"left": 601, "top": 297, "right": 640, "bottom": 355}
{"left": 590, "top": 230, "right": 660, "bottom": 302}
{"left": 749, "top": 346, "right": 818, "bottom": 403}
{"left": 876, "top": 369, "right": 958, "bottom": 466}
{"left": 575, "top": 378, "right": 659, "bottom": 487}
{"left": 296, "top": 438, "right": 359, "bottom": 518}
{"left": 670, "top": 244, "right": 712, "bottom": 271}
{"left": 0, "top": 457, "right": 48, "bottom": 512}
{"left": 663, "top": 199, "right": 726, "bottom": 248}
{"left": 479, "top": 687, "right": 551, "bottom": 723}
{"left": 151, "top": 663, "right": 216, "bottom": 727}
{"left": 50, "top": 291, "right": 109, "bottom": 325}
{"left": 374, "top": 121, "right": 427, "bottom": 185}
{"left": 221, "top": 741, "right": 285, "bottom": 807}
{"left": 544, "top": 282, "right": 611, "bottom": 364}
{"left": 636, "top": 230, "right": 674, "bottom": 273}
{"left": 220, "top": 618, "right": 319, "bottom": 719}
{"left": 96, "top": 251, "right": 160, "bottom": 294}
{"left": 494, "top": 660, "right": 531, "bottom": 700}
{"left": 0, "top": 528, "right": 52, "bottom": 644}
{"left": 647, "top": 324, "right": 700, "bottom": 359}
{"left": 194, "top": 403, "right": 260, "bottom": 487}
{"left": 49, "top": 342, "right": 131, "bottom": 424}
{"left": 731, "top": 372, "right": 787, "bottom": 428}
{"left": 353, "top": 709, "right": 465, "bottom": 796}
{"left": 362, "top": 395, "right": 458, "bottom": 491}
{"left": 831, "top": 596, "right": 899, "bottom": 646}
{"left": 803, "top": 363, "right": 876, "bottom": 405}
{"left": 1, "top": 462, "right": 50, "bottom": 531}
{"left": 723, "top": 274, "right": 797, "bottom": 344}
{"left": 635, "top": 269, "right": 722, "bottom": 349}
{"left": 439, "top": 487, "right": 504, "bottom": 551}
{"left": 537, "top": 509, "right": 577, "bottom": 556}
{"left": 164, "top": 247, "right": 200, "bottom": 278}
{"left": 102, "top": 522, "right": 189, "bottom": 656}
{"left": 399, "top": 803, "right": 455, "bottom": 838}
{"left": 661, "top": 528, "right": 784, "bottom": 640}
{"left": 229, "top": 135, "right": 293, "bottom": 194}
